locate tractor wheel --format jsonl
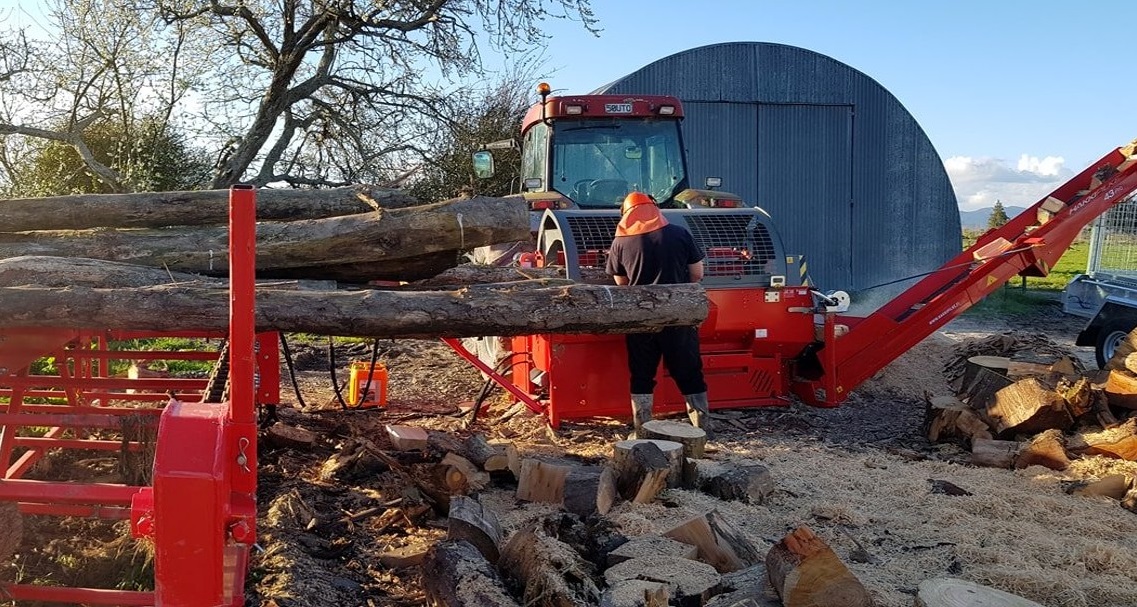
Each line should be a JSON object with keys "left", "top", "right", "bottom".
{"left": 1095, "top": 320, "right": 1135, "bottom": 369}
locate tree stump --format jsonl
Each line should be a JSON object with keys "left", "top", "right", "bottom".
{"left": 958, "top": 356, "right": 1010, "bottom": 394}
{"left": 613, "top": 439, "right": 684, "bottom": 489}
{"left": 640, "top": 420, "right": 706, "bottom": 459}
{"left": 562, "top": 465, "right": 605, "bottom": 517}
{"left": 516, "top": 458, "right": 574, "bottom": 504}
{"left": 765, "top": 526, "right": 872, "bottom": 607}
{"left": 915, "top": 577, "right": 1044, "bottom": 607}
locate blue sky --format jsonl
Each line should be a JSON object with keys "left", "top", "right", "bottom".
{"left": 509, "top": 0, "right": 1137, "bottom": 211}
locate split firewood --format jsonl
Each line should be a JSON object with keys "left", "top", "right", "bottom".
{"left": 596, "top": 466, "right": 619, "bottom": 516}
{"left": 499, "top": 528, "right": 602, "bottom": 607}
{"left": 441, "top": 453, "right": 490, "bottom": 491}
{"left": 421, "top": 539, "right": 520, "bottom": 607}
{"left": 386, "top": 425, "right": 429, "bottom": 451}
{"left": 711, "top": 563, "right": 780, "bottom": 607}
{"left": 462, "top": 434, "right": 510, "bottom": 472}
{"left": 1069, "top": 419, "right": 1137, "bottom": 461}
{"left": 1124, "top": 352, "right": 1137, "bottom": 375}
{"left": 923, "top": 395, "right": 992, "bottom": 445}
{"left": 985, "top": 377, "right": 1074, "bottom": 435}
{"left": 0, "top": 185, "right": 418, "bottom": 231}
{"left": 0, "top": 265, "right": 708, "bottom": 338}
{"left": 685, "top": 458, "right": 775, "bottom": 504}
{"left": 599, "top": 579, "right": 670, "bottom": 607}
{"left": 959, "top": 355, "right": 1010, "bottom": 392}
{"left": 961, "top": 366, "right": 1013, "bottom": 410}
{"left": 515, "top": 458, "right": 575, "bottom": 504}
{"left": 613, "top": 439, "right": 684, "bottom": 488}
{"left": 607, "top": 535, "right": 699, "bottom": 566}
{"left": 1103, "top": 369, "right": 1137, "bottom": 409}
{"left": 1089, "top": 391, "right": 1121, "bottom": 428}
{"left": 0, "top": 195, "right": 528, "bottom": 283}
{"left": 1106, "top": 329, "right": 1137, "bottom": 371}
{"left": 639, "top": 420, "right": 707, "bottom": 459}
{"left": 971, "top": 438, "right": 1020, "bottom": 469}
{"left": 317, "top": 440, "right": 387, "bottom": 483}
{"left": 1064, "top": 474, "right": 1131, "bottom": 500}
{"left": 1014, "top": 429, "right": 1070, "bottom": 471}
{"left": 447, "top": 496, "right": 503, "bottom": 563}
{"left": 915, "top": 577, "right": 1044, "bottom": 607}
{"left": 662, "top": 510, "right": 762, "bottom": 573}
{"left": 765, "top": 525, "right": 872, "bottom": 607}
{"left": 603, "top": 555, "right": 721, "bottom": 606}
{"left": 378, "top": 545, "right": 428, "bottom": 569}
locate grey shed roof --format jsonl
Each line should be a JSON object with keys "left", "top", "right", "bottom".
{"left": 592, "top": 41, "right": 960, "bottom": 304}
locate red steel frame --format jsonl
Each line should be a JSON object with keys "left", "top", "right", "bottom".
{"left": 449, "top": 139, "right": 1137, "bottom": 428}
{"left": 0, "top": 186, "right": 278, "bottom": 605}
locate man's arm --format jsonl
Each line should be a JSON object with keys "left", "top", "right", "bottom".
{"left": 613, "top": 275, "right": 629, "bottom": 285}
{"left": 688, "top": 260, "right": 704, "bottom": 283}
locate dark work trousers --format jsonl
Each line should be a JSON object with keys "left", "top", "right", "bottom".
{"left": 625, "top": 326, "right": 707, "bottom": 396}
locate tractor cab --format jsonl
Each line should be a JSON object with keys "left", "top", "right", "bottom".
{"left": 473, "top": 83, "right": 744, "bottom": 224}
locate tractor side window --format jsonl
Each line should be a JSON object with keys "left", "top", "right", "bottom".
{"left": 521, "top": 123, "right": 548, "bottom": 189}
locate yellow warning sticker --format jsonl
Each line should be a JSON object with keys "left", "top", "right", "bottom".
{"left": 986, "top": 275, "right": 998, "bottom": 287}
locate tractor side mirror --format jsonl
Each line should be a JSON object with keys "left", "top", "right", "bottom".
{"left": 472, "top": 151, "right": 495, "bottom": 179}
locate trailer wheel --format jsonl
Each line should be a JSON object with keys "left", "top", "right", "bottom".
{"left": 1095, "top": 321, "right": 1134, "bottom": 369}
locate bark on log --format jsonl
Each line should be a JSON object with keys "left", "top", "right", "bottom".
{"left": 462, "top": 434, "right": 509, "bottom": 472}
{"left": 0, "top": 195, "right": 528, "bottom": 283}
{"left": 765, "top": 526, "right": 872, "bottom": 607}
{"left": 415, "top": 263, "right": 613, "bottom": 286}
{"left": 0, "top": 185, "right": 418, "bottom": 232}
{"left": 613, "top": 439, "right": 684, "bottom": 489}
{"left": 687, "top": 458, "right": 775, "bottom": 504}
{"left": 0, "top": 278, "right": 708, "bottom": 339}
{"left": 915, "top": 577, "right": 1044, "bottom": 607}
{"left": 421, "top": 539, "right": 520, "bottom": 607}
{"left": 499, "top": 528, "right": 602, "bottom": 607}
{"left": 562, "top": 466, "right": 605, "bottom": 517}
{"left": 447, "top": 495, "right": 503, "bottom": 563}
{"left": 923, "top": 395, "right": 992, "bottom": 446}
{"left": 611, "top": 441, "right": 671, "bottom": 504}
{"left": 515, "top": 458, "right": 575, "bottom": 504}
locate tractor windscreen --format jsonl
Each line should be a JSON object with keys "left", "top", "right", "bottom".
{"left": 549, "top": 118, "right": 686, "bottom": 209}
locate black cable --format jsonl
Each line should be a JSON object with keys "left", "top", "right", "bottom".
{"left": 328, "top": 336, "right": 383, "bottom": 411}
{"left": 328, "top": 336, "right": 351, "bottom": 410}
{"left": 355, "top": 338, "right": 382, "bottom": 409}
{"left": 279, "top": 333, "right": 307, "bottom": 409}
{"left": 464, "top": 354, "right": 532, "bottom": 426}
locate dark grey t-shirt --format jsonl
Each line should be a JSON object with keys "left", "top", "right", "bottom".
{"left": 606, "top": 224, "right": 705, "bottom": 286}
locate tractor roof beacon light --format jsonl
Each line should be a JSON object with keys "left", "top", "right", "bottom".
{"left": 538, "top": 82, "right": 552, "bottom": 126}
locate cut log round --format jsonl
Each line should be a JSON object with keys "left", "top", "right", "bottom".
{"left": 603, "top": 555, "right": 721, "bottom": 606}
{"left": 985, "top": 377, "right": 1073, "bottom": 435}
{"left": 915, "top": 577, "right": 1044, "bottom": 607}
{"left": 924, "top": 395, "right": 992, "bottom": 446}
{"left": 765, "top": 526, "right": 872, "bottom": 607}
{"left": 959, "top": 356, "right": 1010, "bottom": 394}
{"left": 499, "top": 528, "right": 602, "bottom": 607}
{"left": 462, "top": 434, "right": 509, "bottom": 472}
{"left": 447, "top": 496, "right": 503, "bottom": 563}
{"left": 610, "top": 441, "right": 671, "bottom": 503}
{"left": 1104, "top": 369, "right": 1137, "bottom": 409}
{"left": 613, "top": 439, "right": 684, "bottom": 488}
{"left": 562, "top": 466, "right": 605, "bottom": 517}
{"left": 0, "top": 276, "right": 708, "bottom": 338}
{"left": 600, "top": 579, "right": 670, "bottom": 607}
{"left": 640, "top": 420, "right": 706, "bottom": 459}
{"left": 662, "top": 510, "right": 762, "bottom": 573}
{"left": 421, "top": 539, "right": 520, "bottom": 607}
{"left": 1014, "top": 429, "right": 1070, "bottom": 471}
{"left": 515, "top": 458, "right": 574, "bottom": 504}
{"left": 0, "top": 195, "right": 529, "bottom": 283}
{"left": 0, "top": 185, "right": 418, "bottom": 232}
{"left": 688, "top": 459, "right": 775, "bottom": 504}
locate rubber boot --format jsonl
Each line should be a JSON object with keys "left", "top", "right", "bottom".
{"left": 631, "top": 394, "right": 653, "bottom": 439}
{"left": 685, "top": 392, "right": 713, "bottom": 439}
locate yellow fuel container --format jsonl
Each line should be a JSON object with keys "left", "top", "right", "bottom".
{"left": 347, "top": 361, "right": 388, "bottom": 408}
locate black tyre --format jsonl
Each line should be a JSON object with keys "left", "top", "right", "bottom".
{"left": 1095, "top": 320, "right": 1135, "bottom": 369}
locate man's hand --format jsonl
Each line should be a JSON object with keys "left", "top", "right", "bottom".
{"left": 688, "top": 260, "right": 704, "bottom": 283}
{"left": 613, "top": 275, "right": 629, "bottom": 286}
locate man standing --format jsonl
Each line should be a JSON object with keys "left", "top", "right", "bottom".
{"left": 606, "top": 191, "right": 711, "bottom": 438}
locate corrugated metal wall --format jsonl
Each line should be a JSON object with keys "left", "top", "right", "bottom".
{"left": 593, "top": 42, "right": 960, "bottom": 300}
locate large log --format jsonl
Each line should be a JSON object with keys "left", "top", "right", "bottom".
{"left": 416, "top": 263, "right": 613, "bottom": 286}
{"left": 499, "top": 528, "right": 602, "bottom": 607}
{"left": 0, "top": 185, "right": 417, "bottom": 231}
{"left": 421, "top": 539, "right": 520, "bottom": 607}
{"left": 0, "top": 277, "right": 708, "bottom": 338}
{"left": 0, "top": 195, "right": 529, "bottom": 283}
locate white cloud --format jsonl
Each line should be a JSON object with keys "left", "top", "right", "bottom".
{"left": 945, "top": 154, "right": 1071, "bottom": 211}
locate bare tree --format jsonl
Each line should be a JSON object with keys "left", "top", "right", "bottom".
{"left": 0, "top": 0, "right": 196, "bottom": 193}
{"left": 152, "top": 0, "right": 597, "bottom": 188}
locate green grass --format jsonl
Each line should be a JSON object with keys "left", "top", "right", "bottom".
{"left": 960, "top": 229, "right": 1089, "bottom": 317}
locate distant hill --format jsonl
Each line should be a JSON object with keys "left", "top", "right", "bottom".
{"left": 960, "top": 205, "right": 1027, "bottom": 230}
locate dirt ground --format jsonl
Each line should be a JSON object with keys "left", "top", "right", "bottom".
{"left": 4, "top": 294, "right": 1137, "bottom": 607}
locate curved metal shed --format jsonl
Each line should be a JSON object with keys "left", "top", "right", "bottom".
{"left": 592, "top": 41, "right": 960, "bottom": 300}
